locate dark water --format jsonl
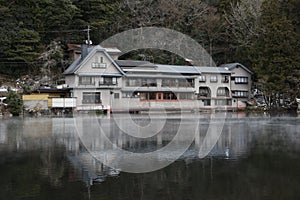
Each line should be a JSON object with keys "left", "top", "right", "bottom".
{"left": 0, "top": 113, "right": 300, "bottom": 200}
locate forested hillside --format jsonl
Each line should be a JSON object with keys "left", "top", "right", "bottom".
{"left": 0, "top": 0, "right": 299, "bottom": 97}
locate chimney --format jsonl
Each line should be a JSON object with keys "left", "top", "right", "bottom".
{"left": 81, "top": 44, "right": 88, "bottom": 60}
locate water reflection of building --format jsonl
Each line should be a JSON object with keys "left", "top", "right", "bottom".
{"left": 0, "top": 116, "right": 253, "bottom": 186}
{"left": 66, "top": 115, "right": 252, "bottom": 183}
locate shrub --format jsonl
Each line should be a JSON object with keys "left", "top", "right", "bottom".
{"left": 6, "top": 90, "right": 23, "bottom": 116}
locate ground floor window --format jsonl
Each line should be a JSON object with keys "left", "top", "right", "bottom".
{"left": 163, "top": 92, "right": 177, "bottom": 100}
{"left": 122, "top": 92, "right": 194, "bottom": 101}
{"left": 178, "top": 93, "right": 195, "bottom": 100}
{"left": 122, "top": 92, "right": 139, "bottom": 98}
{"left": 82, "top": 92, "right": 101, "bottom": 104}
{"left": 202, "top": 99, "right": 211, "bottom": 106}
{"left": 114, "top": 93, "right": 120, "bottom": 99}
{"left": 215, "top": 99, "right": 232, "bottom": 106}
{"left": 140, "top": 92, "right": 194, "bottom": 101}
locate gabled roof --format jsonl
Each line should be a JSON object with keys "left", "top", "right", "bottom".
{"left": 220, "top": 63, "right": 253, "bottom": 75}
{"left": 63, "top": 45, "right": 125, "bottom": 75}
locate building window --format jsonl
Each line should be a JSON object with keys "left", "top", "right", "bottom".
{"left": 125, "top": 78, "right": 157, "bottom": 87}
{"left": 122, "top": 92, "right": 139, "bottom": 98}
{"left": 125, "top": 78, "right": 141, "bottom": 87}
{"left": 178, "top": 93, "right": 194, "bottom": 100}
{"left": 187, "top": 79, "right": 195, "bottom": 87}
{"left": 222, "top": 75, "right": 229, "bottom": 83}
{"left": 162, "top": 79, "right": 177, "bottom": 87}
{"left": 114, "top": 93, "right": 120, "bottom": 99}
{"left": 233, "top": 91, "right": 248, "bottom": 97}
{"left": 217, "top": 87, "right": 230, "bottom": 97}
{"left": 100, "top": 77, "right": 117, "bottom": 85}
{"left": 199, "top": 75, "right": 206, "bottom": 82}
{"left": 202, "top": 99, "right": 211, "bottom": 106}
{"left": 141, "top": 79, "right": 157, "bottom": 87}
{"left": 234, "top": 77, "right": 248, "bottom": 84}
{"left": 91, "top": 56, "right": 106, "bottom": 68}
{"left": 82, "top": 92, "right": 101, "bottom": 104}
{"left": 163, "top": 92, "right": 177, "bottom": 100}
{"left": 215, "top": 99, "right": 232, "bottom": 106}
{"left": 79, "top": 76, "right": 94, "bottom": 85}
{"left": 210, "top": 75, "right": 218, "bottom": 83}
{"left": 198, "top": 87, "right": 211, "bottom": 98}
{"left": 139, "top": 93, "right": 147, "bottom": 100}
{"left": 92, "top": 62, "right": 106, "bottom": 68}
{"left": 178, "top": 79, "right": 194, "bottom": 87}
{"left": 161, "top": 79, "right": 194, "bottom": 88}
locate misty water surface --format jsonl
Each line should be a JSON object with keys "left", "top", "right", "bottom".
{"left": 0, "top": 113, "right": 299, "bottom": 200}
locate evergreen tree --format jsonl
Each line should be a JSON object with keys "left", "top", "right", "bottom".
{"left": 72, "top": 0, "right": 122, "bottom": 43}
{"left": 39, "top": 0, "right": 78, "bottom": 43}
{"left": 251, "top": 0, "right": 300, "bottom": 103}
{"left": 6, "top": 90, "right": 23, "bottom": 116}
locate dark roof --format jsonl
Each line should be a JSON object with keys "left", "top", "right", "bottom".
{"left": 115, "top": 60, "right": 156, "bottom": 68}
{"left": 219, "top": 63, "right": 253, "bottom": 74}
{"left": 64, "top": 46, "right": 238, "bottom": 77}
{"left": 67, "top": 44, "right": 81, "bottom": 51}
{"left": 123, "top": 64, "right": 231, "bottom": 75}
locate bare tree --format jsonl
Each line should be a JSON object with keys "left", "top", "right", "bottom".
{"left": 224, "top": 0, "right": 263, "bottom": 47}
{"left": 193, "top": 6, "right": 227, "bottom": 65}
{"left": 113, "top": 0, "right": 209, "bottom": 31}
{"left": 39, "top": 41, "right": 65, "bottom": 83}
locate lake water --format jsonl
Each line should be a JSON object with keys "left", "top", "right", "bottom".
{"left": 0, "top": 113, "right": 300, "bottom": 200}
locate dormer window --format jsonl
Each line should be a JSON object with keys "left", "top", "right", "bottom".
{"left": 92, "top": 56, "right": 106, "bottom": 68}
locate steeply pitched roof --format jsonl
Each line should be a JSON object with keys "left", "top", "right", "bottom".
{"left": 220, "top": 63, "right": 253, "bottom": 74}
{"left": 63, "top": 45, "right": 125, "bottom": 75}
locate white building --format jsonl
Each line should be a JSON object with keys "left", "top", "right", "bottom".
{"left": 64, "top": 45, "right": 253, "bottom": 112}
